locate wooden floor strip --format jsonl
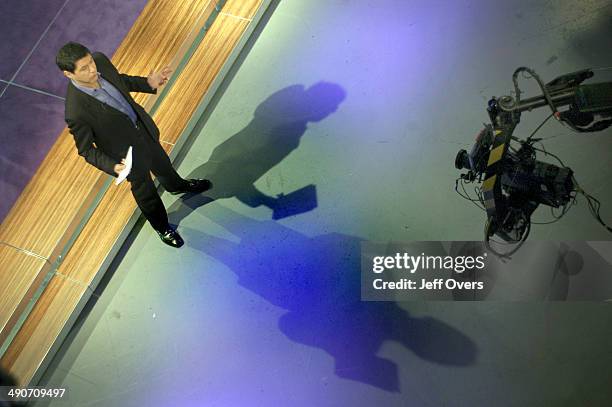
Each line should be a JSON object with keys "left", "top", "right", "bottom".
{"left": 0, "top": 246, "right": 49, "bottom": 350}
{"left": 0, "top": 275, "right": 89, "bottom": 384}
{"left": 156, "top": 14, "right": 252, "bottom": 145}
{"left": 222, "top": 0, "right": 263, "bottom": 19}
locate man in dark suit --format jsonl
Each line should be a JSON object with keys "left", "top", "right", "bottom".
{"left": 56, "top": 42, "right": 210, "bottom": 248}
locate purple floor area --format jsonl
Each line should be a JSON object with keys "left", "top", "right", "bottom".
{"left": 0, "top": 0, "right": 148, "bottom": 223}
{"left": 14, "top": 0, "right": 150, "bottom": 97}
{"left": 0, "top": 0, "right": 67, "bottom": 79}
{"left": 0, "top": 86, "right": 66, "bottom": 219}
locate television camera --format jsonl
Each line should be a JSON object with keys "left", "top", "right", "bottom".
{"left": 455, "top": 67, "right": 612, "bottom": 256}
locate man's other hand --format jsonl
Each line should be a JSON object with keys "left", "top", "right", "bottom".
{"left": 147, "top": 66, "right": 173, "bottom": 89}
{"left": 114, "top": 159, "right": 126, "bottom": 175}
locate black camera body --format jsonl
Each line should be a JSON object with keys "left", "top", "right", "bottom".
{"left": 500, "top": 148, "right": 574, "bottom": 208}
{"left": 455, "top": 130, "right": 574, "bottom": 209}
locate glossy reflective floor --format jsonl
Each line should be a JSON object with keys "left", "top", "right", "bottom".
{"left": 36, "top": 0, "right": 612, "bottom": 406}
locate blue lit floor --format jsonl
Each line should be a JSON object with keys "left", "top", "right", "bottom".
{"left": 37, "top": 0, "right": 612, "bottom": 406}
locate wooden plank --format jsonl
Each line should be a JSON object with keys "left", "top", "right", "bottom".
{"left": 0, "top": 246, "right": 48, "bottom": 347}
{"left": 0, "top": 275, "right": 88, "bottom": 385}
{"left": 52, "top": 183, "right": 137, "bottom": 285}
{"left": 112, "top": 0, "right": 217, "bottom": 107}
{"left": 157, "top": 14, "right": 250, "bottom": 144}
{"left": 0, "top": 134, "right": 99, "bottom": 257}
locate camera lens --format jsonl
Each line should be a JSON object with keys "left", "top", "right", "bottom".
{"left": 455, "top": 149, "right": 470, "bottom": 170}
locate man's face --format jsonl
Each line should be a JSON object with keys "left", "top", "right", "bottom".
{"left": 64, "top": 54, "right": 97, "bottom": 85}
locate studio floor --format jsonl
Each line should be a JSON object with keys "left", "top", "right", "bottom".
{"left": 34, "top": 1, "right": 612, "bottom": 406}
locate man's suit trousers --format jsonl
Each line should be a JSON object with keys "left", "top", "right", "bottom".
{"left": 128, "top": 121, "right": 186, "bottom": 232}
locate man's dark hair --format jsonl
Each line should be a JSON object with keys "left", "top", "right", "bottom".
{"left": 56, "top": 42, "right": 91, "bottom": 73}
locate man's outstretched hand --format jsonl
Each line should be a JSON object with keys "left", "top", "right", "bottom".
{"left": 147, "top": 66, "right": 173, "bottom": 90}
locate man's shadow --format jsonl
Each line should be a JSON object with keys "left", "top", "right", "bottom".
{"left": 180, "top": 204, "right": 478, "bottom": 392}
{"left": 169, "top": 82, "right": 347, "bottom": 223}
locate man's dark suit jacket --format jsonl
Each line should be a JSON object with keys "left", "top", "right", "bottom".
{"left": 65, "top": 52, "right": 159, "bottom": 176}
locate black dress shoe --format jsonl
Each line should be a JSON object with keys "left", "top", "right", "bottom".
{"left": 156, "top": 226, "right": 184, "bottom": 248}
{"left": 170, "top": 179, "right": 213, "bottom": 195}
